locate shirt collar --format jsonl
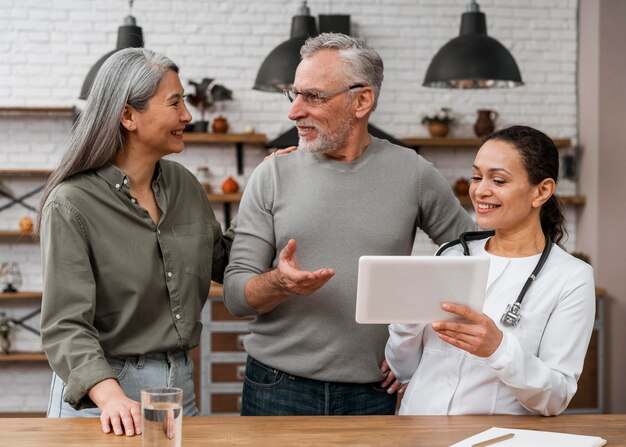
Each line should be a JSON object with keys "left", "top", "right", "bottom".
{"left": 96, "top": 163, "right": 128, "bottom": 191}
{"left": 96, "top": 161, "right": 163, "bottom": 191}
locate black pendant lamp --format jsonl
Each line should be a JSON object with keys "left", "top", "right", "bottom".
{"left": 423, "top": 0, "right": 523, "bottom": 89}
{"left": 253, "top": 1, "right": 317, "bottom": 92}
{"left": 79, "top": 1, "right": 144, "bottom": 99}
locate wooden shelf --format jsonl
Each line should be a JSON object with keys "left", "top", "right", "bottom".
{"left": 207, "top": 193, "right": 242, "bottom": 203}
{"left": 0, "top": 169, "right": 52, "bottom": 176}
{"left": 0, "top": 106, "right": 74, "bottom": 116}
{"left": 0, "top": 291, "right": 42, "bottom": 300}
{"left": 183, "top": 133, "right": 266, "bottom": 144}
{"left": 556, "top": 195, "right": 587, "bottom": 206}
{"left": 0, "top": 352, "right": 48, "bottom": 362}
{"left": 401, "top": 137, "right": 572, "bottom": 149}
{"left": 0, "top": 230, "right": 37, "bottom": 243}
{"left": 456, "top": 194, "right": 585, "bottom": 207}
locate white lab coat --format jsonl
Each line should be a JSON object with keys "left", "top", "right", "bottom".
{"left": 385, "top": 239, "right": 595, "bottom": 415}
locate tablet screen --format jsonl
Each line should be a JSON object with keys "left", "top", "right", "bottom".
{"left": 355, "top": 256, "right": 490, "bottom": 324}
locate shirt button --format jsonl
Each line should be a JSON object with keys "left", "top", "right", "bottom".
{"left": 157, "top": 229, "right": 161, "bottom": 234}
{"left": 175, "top": 314, "right": 181, "bottom": 320}
{"left": 115, "top": 183, "right": 121, "bottom": 189}
{"left": 131, "top": 198, "right": 137, "bottom": 204}
{"left": 123, "top": 178, "right": 128, "bottom": 185}
{"left": 167, "top": 271, "right": 173, "bottom": 278}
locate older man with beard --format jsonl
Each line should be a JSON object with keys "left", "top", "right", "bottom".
{"left": 223, "top": 33, "right": 474, "bottom": 416}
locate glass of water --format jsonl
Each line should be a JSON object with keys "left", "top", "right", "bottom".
{"left": 141, "top": 387, "right": 183, "bottom": 447}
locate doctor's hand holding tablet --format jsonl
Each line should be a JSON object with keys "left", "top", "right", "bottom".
{"left": 431, "top": 302, "right": 504, "bottom": 358}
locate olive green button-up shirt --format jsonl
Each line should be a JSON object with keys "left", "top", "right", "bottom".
{"left": 40, "top": 160, "right": 233, "bottom": 409}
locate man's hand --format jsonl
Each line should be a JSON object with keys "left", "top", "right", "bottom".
{"left": 379, "top": 358, "right": 407, "bottom": 395}
{"left": 431, "top": 302, "right": 503, "bottom": 357}
{"left": 88, "top": 378, "right": 142, "bottom": 436}
{"left": 273, "top": 239, "right": 335, "bottom": 296}
{"left": 244, "top": 239, "right": 334, "bottom": 313}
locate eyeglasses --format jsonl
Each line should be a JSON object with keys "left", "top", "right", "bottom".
{"left": 283, "top": 84, "right": 366, "bottom": 105}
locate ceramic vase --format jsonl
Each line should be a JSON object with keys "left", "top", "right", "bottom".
{"left": 474, "top": 109, "right": 499, "bottom": 137}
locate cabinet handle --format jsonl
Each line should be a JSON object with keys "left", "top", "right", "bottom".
{"left": 237, "top": 395, "right": 242, "bottom": 411}
{"left": 236, "top": 365, "right": 246, "bottom": 380}
{"left": 236, "top": 334, "right": 246, "bottom": 350}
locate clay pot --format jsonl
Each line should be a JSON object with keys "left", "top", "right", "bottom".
{"left": 474, "top": 109, "right": 499, "bottom": 137}
{"left": 19, "top": 216, "right": 33, "bottom": 233}
{"left": 221, "top": 176, "right": 239, "bottom": 194}
{"left": 212, "top": 116, "right": 229, "bottom": 134}
{"left": 427, "top": 121, "right": 449, "bottom": 138}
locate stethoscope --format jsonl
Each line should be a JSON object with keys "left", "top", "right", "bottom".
{"left": 435, "top": 230, "right": 553, "bottom": 327}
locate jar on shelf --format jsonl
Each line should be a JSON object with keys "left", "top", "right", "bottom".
{"left": 221, "top": 176, "right": 240, "bottom": 194}
{"left": 196, "top": 166, "right": 213, "bottom": 194}
{"left": 212, "top": 116, "right": 229, "bottom": 134}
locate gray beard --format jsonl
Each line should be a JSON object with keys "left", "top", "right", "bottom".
{"left": 298, "top": 118, "right": 353, "bottom": 154}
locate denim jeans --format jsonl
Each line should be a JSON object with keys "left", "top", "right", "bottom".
{"left": 47, "top": 351, "right": 198, "bottom": 418}
{"left": 241, "top": 356, "right": 397, "bottom": 416}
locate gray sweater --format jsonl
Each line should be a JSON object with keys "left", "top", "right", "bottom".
{"left": 223, "top": 136, "right": 475, "bottom": 383}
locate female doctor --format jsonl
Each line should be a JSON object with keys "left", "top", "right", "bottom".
{"left": 385, "top": 125, "right": 595, "bottom": 415}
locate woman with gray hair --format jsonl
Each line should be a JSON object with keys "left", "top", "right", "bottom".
{"left": 38, "top": 48, "right": 233, "bottom": 436}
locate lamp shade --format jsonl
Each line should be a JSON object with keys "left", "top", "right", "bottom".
{"left": 253, "top": 2, "right": 317, "bottom": 92}
{"left": 423, "top": 1, "right": 522, "bottom": 89}
{"left": 253, "top": 37, "right": 309, "bottom": 92}
{"left": 79, "top": 15, "right": 144, "bottom": 99}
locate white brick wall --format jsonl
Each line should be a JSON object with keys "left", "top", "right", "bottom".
{"left": 0, "top": 0, "right": 579, "bottom": 413}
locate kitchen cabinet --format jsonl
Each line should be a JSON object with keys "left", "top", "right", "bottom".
{"left": 566, "top": 291, "right": 606, "bottom": 413}
{"left": 203, "top": 284, "right": 251, "bottom": 415}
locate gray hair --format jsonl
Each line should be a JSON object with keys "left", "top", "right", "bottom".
{"left": 36, "top": 48, "right": 178, "bottom": 232}
{"left": 300, "top": 33, "right": 384, "bottom": 110}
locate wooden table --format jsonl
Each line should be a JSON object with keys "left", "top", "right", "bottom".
{"left": 3, "top": 414, "right": 625, "bottom": 446}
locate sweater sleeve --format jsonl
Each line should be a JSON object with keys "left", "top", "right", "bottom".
{"left": 415, "top": 160, "right": 476, "bottom": 245}
{"left": 223, "top": 161, "right": 276, "bottom": 317}
{"left": 486, "top": 263, "right": 596, "bottom": 415}
{"left": 40, "top": 199, "right": 116, "bottom": 410}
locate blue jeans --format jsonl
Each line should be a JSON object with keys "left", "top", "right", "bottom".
{"left": 47, "top": 351, "right": 198, "bottom": 418}
{"left": 241, "top": 356, "right": 397, "bottom": 416}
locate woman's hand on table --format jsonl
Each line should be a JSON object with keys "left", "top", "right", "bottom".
{"left": 88, "top": 378, "right": 142, "bottom": 436}
{"left": 431, "top": 302, "right": 503, "bottom": 358}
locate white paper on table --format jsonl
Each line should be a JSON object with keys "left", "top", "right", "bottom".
{"left": 449, "top": 426, "right": 607, "bottom": 447}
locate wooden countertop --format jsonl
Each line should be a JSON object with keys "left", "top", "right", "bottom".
{"left": 3, "top": 414, "right": 625, "bottom": 446}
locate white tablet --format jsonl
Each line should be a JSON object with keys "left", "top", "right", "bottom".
{"left": 355, "top": 256, "right": 490, "bottom": 324}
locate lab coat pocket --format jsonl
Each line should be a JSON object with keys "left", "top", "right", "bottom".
{"left": 172, "top": 221, "right": 213, "bottom": 279}
{"left": 513, "top": 310, "right": 550, "bottom": 354}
